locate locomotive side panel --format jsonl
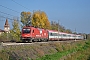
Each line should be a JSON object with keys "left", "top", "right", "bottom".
{"left": 21, "top": 26, "right": 48, "bottom": 42}
{"left": 31, "top": 28, "right": 48, "bottom": 41}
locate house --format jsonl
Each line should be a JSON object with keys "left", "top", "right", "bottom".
{"left": 0, "top": 29, "right": 5, "bottom": 35}
{"left": 0, "top": 19, "right": 10, "bottom": 35}
{"left": 4, "top": 19, "right": 10, "bottom": 33}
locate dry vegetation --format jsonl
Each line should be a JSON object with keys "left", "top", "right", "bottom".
{"left": 0, "top": 40, "right": 90, "bottom": 60}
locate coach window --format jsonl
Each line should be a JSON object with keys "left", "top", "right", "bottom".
{"left": 60, "top": 34, "right": 62, "bottom": 36}
{"left": 55, "top": 33, "right": 57, "bottom": 36}
{"left": 58, "top": 34, "right": 60, "bottom": 36}
{"left": 53, "top": 33, "right": 55, "bottom": 36}
{"left": 51, "top": 33, "right": 53, "bottom": 36}
{"left": 49, "top": 33, "right": 52, "bottom": 36}
{"left": 68, "top": 35, "right": 71, "bottom": 37}
{"left": 78, "top": 36, "right": 81, "bottom": 38}
{"left": 63, "top": 34, "right": 67, "bottom": 37}
{"left": 56, "top": 33, "right": 58, "bottom": 36}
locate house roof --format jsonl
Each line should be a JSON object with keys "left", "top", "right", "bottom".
{"left": 4, "top": 19, "right": 9, "bottom": 27}
{"left": 0, "top": 29, "right": 5, "bottom": 32}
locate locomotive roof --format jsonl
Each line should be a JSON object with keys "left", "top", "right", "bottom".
{"left": 48, "top": 30, "right": 69, "bottom": 34}
{"left": 23, "top": 26, "right": 46, "bottom": 30}
{"left": 47, "top": 30, "right": 81, "bottom": 36}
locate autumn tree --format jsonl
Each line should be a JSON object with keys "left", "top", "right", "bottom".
{"left": 32, "top": 11, "right": 50, "bottom": 29}
{"left": 50, "top": 21, "right": 72, "bottom": 33}
{"left": 0, "top": 32, "right": 11, "bottom": 41}
{"left": 21, "top": 11, "right": 31, "bottom": 27}
{"left": 51, "top": 21, "right": 65, "bottom": 32}
{"left": 10, "top": 19, "right": 20, "bottom": 42}
{"left": 65, "top": 29, "right": 72, "bottom": 33}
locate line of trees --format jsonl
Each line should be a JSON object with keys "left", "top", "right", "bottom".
{"left": 0, "top": 10, "right": 90, "bottom": 42}
{"left": 21, "top": 11, "right": 51, "bottom": 29}
{"left": 21, "top": 11, "right": 72, "bottom": 33}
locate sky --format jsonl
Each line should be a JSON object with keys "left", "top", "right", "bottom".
{"left": 0, "top": 0, "right": 90, "bottom": 34}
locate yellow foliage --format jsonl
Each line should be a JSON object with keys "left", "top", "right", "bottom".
{"left": 32, "top": 11, "right": 50, "bottom": 29}
{"left": 21, "top": 11, "right": 50, "bottom": 29}
{"left": 21, "top": 11, "right": 31, "bottom": 26}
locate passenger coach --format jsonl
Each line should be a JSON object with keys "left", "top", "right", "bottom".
{"left": 48, "top": 30, "right": 83, "bottom": 41}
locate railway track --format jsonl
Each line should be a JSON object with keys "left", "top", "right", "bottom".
{"left": 1, "top": 41, "right": 48, "bottom": 46}
{"left": 1, "top": 40, "right": 82, "bottom": 46}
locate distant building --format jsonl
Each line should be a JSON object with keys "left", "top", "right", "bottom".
{"left": 0, "top": 29, "right": 5, "bottom": 35}
{"left": 0, "top": 19, "right": 10, "bottom": 35}
{"left": 4, "top": 19, "right": 10, "bottom": 33}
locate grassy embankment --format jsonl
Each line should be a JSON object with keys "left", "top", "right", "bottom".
{"left": 0, "top": 40, "right": 90, "bottom": 60}
{"left": 37, "top": 40, "right": 90, "bottom": 60}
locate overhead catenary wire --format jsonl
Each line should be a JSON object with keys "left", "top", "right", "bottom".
{"left": 0, "top": 0, "right": 32, "bottom": 19}
{"left": 11, "top": 0, "right": 31, "bottom": 11}
{"left": 0, "top": 15, "right": 20, "bottom": 22}
{"left": 0, "top": 11, "right": 20, "bottom": 19}
{"left": 0, "top": 2, "right": 21, "bottom": 29}
{"left": 0, "top": 11, "right": 15, "bottom": 17}
{"left": 0, "top": 15, "right": 14, "bottom": 20}
{"left": 0, "top": 15, "right": 20, "bottom": 24}
{"left": 0, "top": 4, "right": 19, "bottom": 13}
{"left": 0, "top": 5, "right": 20, "bottom": 21}
{"left": 0, "top": 0, "right": 31, "bottom": 25}
{"left": 11, "top": 0, "right": 33, "bottom": 27}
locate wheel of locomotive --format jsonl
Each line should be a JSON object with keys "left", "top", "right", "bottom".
{"left": 38, "top": 39, "right": 41, "bottom": 42}
{"left": 29, "top": 39, "right": 33, "bottom": 43}
{"left": 28, "top": 39, "right": 30, "bottom": 43}
{"left": 43, "top": 38, "right": 48, "bottom": 42}
{"left": 22, "top": 39, "right": 26, "bottom": 43}
{"left": 46, "top": 39, "right": 48, "bottom": 42}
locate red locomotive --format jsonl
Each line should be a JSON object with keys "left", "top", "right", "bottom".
{"left": 21, "top": 26, "right": 48, "bottom": 42}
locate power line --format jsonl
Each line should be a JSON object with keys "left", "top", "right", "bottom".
{"left": 0, "top": 15, "right": 18, "bottom": 23}
{"left": 0, "top": 15, "right": 20, "bottom": 23}
{"left": 0, "top": 15, "right": 13, "bottom": 20}
{"left": 0, "top": 11, "right": 20, "bottom": 19}
{"left": 0, "top": 11, "right": 15, "bottom": 17}
{"left": 11, "top": 0, "right": 31, "bottom": 11}
{"left": 0, "top": 4, "right": 19, "bottom": 13}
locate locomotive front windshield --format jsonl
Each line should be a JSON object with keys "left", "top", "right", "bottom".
{"left": 23, "top": 28, "right": 31, "bottom": 33}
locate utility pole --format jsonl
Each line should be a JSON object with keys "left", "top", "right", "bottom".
{"left": 75, "top": 28, "right": 76, "bottom": 41}
{"left": 84, "top": 34, "right": 86, "bottom": 40}
{"left": 58, "top": 20, "right": 59, "bottom": 41}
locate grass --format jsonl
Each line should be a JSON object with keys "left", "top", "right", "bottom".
{"left": 36, "top": 46, "right": 77, "bottom": 60}
{"left": 36, "top": 40, "right": 90, "bottom": 60}
{"left": 0, "top": 40, "right": 90, "bottom": 60}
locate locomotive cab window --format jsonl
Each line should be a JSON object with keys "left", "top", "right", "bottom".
{"left": 23, "top": 28, "right": 31, "bottom": 33}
